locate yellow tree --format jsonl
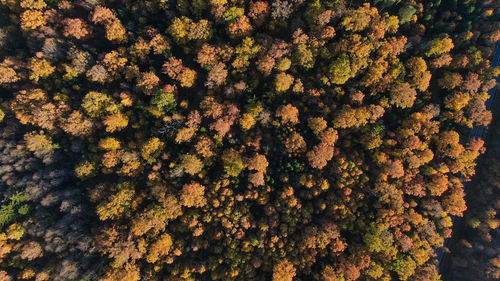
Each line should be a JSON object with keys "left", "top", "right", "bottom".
{"left": 103, "top": 112, "right": 129, "bottom": 133}
{"left": 273, "top": 259, "right": 296, "bottom": 281}
{"left": 29, "top": 58, "right": 55, "bottom": 82}
{"left": 24, "top": 131, "right": 53, "bottom": 152}
{"left": 274, "top": 72, "right": 294, "bottom": 92}
{"left": 20, "top": 10, "right": 47, "bottom": 31}
{"left": 96, "top": 183, "right": 135, "bottom": 220}
{"left": 141, "top": 137, "right": 164, "bottom": 164}
{"left": 146, "top": 233, "right": 173, "bottom": 263}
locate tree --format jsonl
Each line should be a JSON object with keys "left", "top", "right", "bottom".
{"left": 233, "top": 37, "right": 261, "bottom": 70}
{"left": 332, "top": 105, "right": 371, "bottom": 129}
{"left": 228, "top": 16, "right": 253, "bottom": 38}
{"left": 205, "top": 62, "right": 227, "bottom": 88}
{"left": 62, "top": 18, "right": 92, "bottom": 39}
{"left": 75, "top": 160, "right": 97, "bottom": 178}
{"left": 82, "top": 91, "right": 120, "bottom": 118}
{"left": 195, "top": 136, "right": 215, "bottom": 158}
{"left": 103, "top": 112, "right": 129, "bottom": 133}
{"left": 137, "top": 72, "right": 160, "bottom": 95}
{"left": 103, "top": 50, "right": 128, "bottom": 76}
{"left": 141, "top": 137, "right": 164, "bottom": 164}
{"left": 197, "top": 44, "right": 219, "bottom": 69}
{"left": 188, "top": 20, "right": 212, "bottom": 41}
{"left": 179, "top": 68, "right": 197, "bottom": 87}
{"left": 100, "top": 263, "right": 140, "bottom": 281}
{"left": 91, "top": 6, "right": 115, "bottom": 24}
{"left": 20, "top": 10, "right": 46, "bottom": 30}
{"left": 257, "top": 55, "right": 275, "bottom": 75}
{"left": 99, "top": 137, "right": 121, "bottom": 150}
{"left": 340, "top": 3, "right": 376, "bottom": 32}
{"left": 61, "top": 111, "right": 93, "bottom": 136}
{"left": 434, "top": 130, "right": 464, "bottom": 159}
{"left": 248, "top": 154, "right": 268, "bottom": 172}
{"left": 249, "top": 1, "right": 270, "bottom": 26}
{"left": 438, "top": 72, "right": 463, "bottom": 90}
{"left": 308, "top": 117, "right": 327, "bottom": 135}
{"left": 240, "top": 113, "right": 256, "bottom": 131}
{"left": 398, "top": 5, "right": 416, "bottom": 24}
{"left": 274, "top": 72, "right": 294, "bottom": 92}
{"left": 425, "top": 37, "right": 454, "bottom": 57}
{"left": 273, "top": 259, "right": 296, "bottom": 281}
{"left": 389, "top": 83, "right": 417, "bottom": 109}
{"left": 130, "top": 38, "right": 151, "bottom": 61}
{"left": 20, "top": 0, "right": 46, "bottom": 9}
{"left": 293, "top": 44, "right": 315, "bottom": 69}
{"left": 363, "top": 223, "right": 394, "bottom": 254}
{"left": 328, "top": 53, "right": 354, "bottom": 85}
{"left": 406, "top": 57, "right": 431, "bottom": 91}
{"left": 86, "top": 65, "right": 110, "bottom": 83}
{"left": 175, "top": 127, "right": 197, "bottom": 143}
{"left": 276, "top": 104, "right": 299, "bottom": 125}
{"left": 168, "top": 16, "right": 193, "bottom": 43}
{"left": 304, "top": 0, "right": 325, "bottom": 26}
{"left": 150, "top": 33, "right": 170, "bottom": 55}
{"left": 24, "top": 131, "right": 53, "bottom": 152}
{"left": 146, "top": 233, "right": 173, "bottom": 263}
{"left": 179, "top": 154, "right": 203, "bottom": 175}
{"left": 306, "top": 144, "right": 334, "bottom": 169}
{"left": 162, "top": 57, "right": 197, "bottom": 87}
{"left": 29, "top": 58, "right": 55, "bottom": 82}
{"left": 0, "top": 64, "right": 19, "bottom": 84}
{"left": 222, "top": 149, "right": 246, "bottom": 177}
{"left": 180, "top": 182, "right": 206, "bottom": 207}
{"left": 20, "top": 241, "right": 43, "bottom": 261}
{"left": 271, "top": 0, "right": 293, "bottom": 20}
{"left": 249, "top": 171, "right": 265, "bottom": 186}
{"left": 390, "top": 255, "right": 417, "bottom": 280}
{"left": 384, "top": 159, "right": 405, "bottom": 178}
{"left": 97, "top": 183, "right": 135, "bottom": 220}
{"left": 105, "top": 20, "right": 127, "bottom": 43}
{"left": 319, "top": 128, "right": 338, "bottom": 146}
{"left": 223, "top": 7, "right": 244, "bottom": 22}
{"left": 151, "top": 90, "right": 176, "bottom": 112}
{"left": 284, "top": 131, "right": 306, "bottom": 155}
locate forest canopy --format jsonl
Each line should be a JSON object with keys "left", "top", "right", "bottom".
{"left": 0, "top": 0, "right": 499, "bottom": 280}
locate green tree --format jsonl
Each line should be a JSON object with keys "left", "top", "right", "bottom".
{"left": 223, "top": 7, "right": 244, "bottom": 22}
{"left": 425, "top": 37, "right": 454, "bottom": 57}
{"left": 328, "top": 53, "right": 354, "bottom": 85}
{"left": 0, "top": 192, "right": 29, "bottom": 228}
{"left": 222, "top": 149, "right": 246, "bottom": 177}
{"left": 151, "top": 90, "right": 177, "bottom": 112}
{"left": 82, "top": 91, "right": 120, "bottom": 118}
{"left": 398, "top": 5, "right": 416, "bottom": 24}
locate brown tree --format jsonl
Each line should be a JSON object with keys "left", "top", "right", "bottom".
{"left": 306, "top": 144, "right": 334, "bottom": 169}
{"left": 276, "top": 104, "right": 299, "bottom": 125}
{"left": 389, "top": 82, "right": 417, "bottom": 109}
{"left": 180, "top": 182, "right": 206, "bottom": 208}
{"left": 62, "top": 18, "right": 92, "bottom": 39}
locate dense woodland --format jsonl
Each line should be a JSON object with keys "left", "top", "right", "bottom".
{"left": 0, "top": 0, "right": 499, "bottom": 280}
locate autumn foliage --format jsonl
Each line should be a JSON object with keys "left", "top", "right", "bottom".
{"left": 0, "top": 0, "right": 498, "bottom": 280}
